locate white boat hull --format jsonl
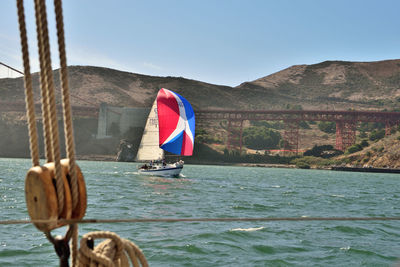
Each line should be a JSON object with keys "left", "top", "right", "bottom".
{"left": 138, "top": 162, "right": 183, "bottom": 177}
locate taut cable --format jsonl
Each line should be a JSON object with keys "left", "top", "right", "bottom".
{"left": 1, "top": 216, "right": 400, "bottom": 225}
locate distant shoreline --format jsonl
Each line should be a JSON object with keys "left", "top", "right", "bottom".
{"left": 76, "top": 154, "right": 116, "bottom": 161}
{"left": 229, "top": 163, "right": 297, "bottom": 168}
{"left": 75, "top": 155, "right": 298, "bottom": 169}
{"left": 5, "top": 156, "right": 400, "bottom": 173}
{"left": 331, "top": 166, "right": 400, "bottom": 174}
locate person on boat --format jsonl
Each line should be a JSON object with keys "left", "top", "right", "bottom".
{"left": 162, "top": 159, "right": 166, "bottom": 166}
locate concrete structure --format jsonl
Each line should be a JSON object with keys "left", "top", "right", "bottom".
{"left": 96, "top": 103, "right": 150, "bottom": 139}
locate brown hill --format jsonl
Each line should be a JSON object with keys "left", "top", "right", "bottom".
{"left": 1, "top": 59, "right": 400, "bottom": 111}
{"left": 0, "top": 66, "right": 243, "bottom": 110}
{"left": 1, "top": 60, "right": 400, "bottom": 161}
{"left": 237, "top": 59, "right": 400, "bottom": 110}
{"left": 337, "top": 133, "right": 400, "bottom": 169}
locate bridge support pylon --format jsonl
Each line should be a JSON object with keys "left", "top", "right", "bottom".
{"left": 335, "top": 121, "right": 356, "bottom": 151}
{"left": 385, "top": 121, "right": 396, "bottom": 136}
{"left": 283, "top": 120, "right": 299, "bottom": 154}
{"left": 227, "top": 119, "right": 243, "bottom": 152}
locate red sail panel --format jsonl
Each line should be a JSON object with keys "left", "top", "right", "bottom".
{"left": 157, "top": 88, "right": 180, "bottom": 146}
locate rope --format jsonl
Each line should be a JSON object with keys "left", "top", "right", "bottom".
{"left": 54, "top": 0, "right": 79, "bottom": 210}
{"left": 14, "top": 1, "right": 400, "bottom": 264}
{"left": 18, "top": 0, "right": 76, "bottom": 265}
{"left": 32, "top": 0, "right": 46, "bottom": 158}
{"left": 16, "top": 0, "right": 40, "bottom": 167}
{"left": 17, "top": 1, "right": 148, "bottom": 266}
{"left": 53, "top": 1, "right": 79, "bottom": 265}
{"left": 1, "top": 216, "right": 400, "bottom": 225}
{"left": 33, "top": 0, "right": 51, "bottom": 162}
{"left": 78, "top": 231, "right": 148, "bottom": 267}
{"left": 34, "top": 0, "right": 65, "bottom": 215}
{"left": 71, "top": 224, "right": 79, "bottom": 267}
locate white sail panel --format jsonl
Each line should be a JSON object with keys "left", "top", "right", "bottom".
{"left": 135, "top": 99, "right": 164, "bottom": 161}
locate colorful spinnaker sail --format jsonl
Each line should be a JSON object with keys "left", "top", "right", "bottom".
{"left": 156, "top": 88, "right": 195, "bottom": 156}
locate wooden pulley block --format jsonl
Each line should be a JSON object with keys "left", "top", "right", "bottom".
{"left": 25, "top": 165, "right": 59, "bottom": 231}
{"left": 25, "top": 159, "right": 87, "bottom": 232}
{"left": 59, "top": 158, "right": 87, "bottom": 219}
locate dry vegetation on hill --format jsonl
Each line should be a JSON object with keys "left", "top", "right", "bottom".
{"left": 2, "top": 59, "right": 400, "bottom": 111}
{"left": 238, "top": 59, "right": 400, "bottom": 110}
{"left": 1, "top": 59, "right": 400, "bottom": 164}
{"left": 0, "top": 66, "right": 243, "bottom": 110}
{"left": 337, "top": 133, "right": 400, "bottom": 168}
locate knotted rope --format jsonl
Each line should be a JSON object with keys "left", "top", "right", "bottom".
{"left": 78, "top": 231, "right": 148, "bottom": 267}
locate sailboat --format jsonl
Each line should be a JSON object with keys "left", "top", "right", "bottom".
{"left": 136, "top": 88, "right": 195, "bottom": 177}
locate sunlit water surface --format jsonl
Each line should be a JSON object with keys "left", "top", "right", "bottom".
{"left": 1, "top": 158, "right": 399, "bottom": 266}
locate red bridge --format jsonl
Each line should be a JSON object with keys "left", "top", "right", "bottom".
{"left": 2, "top": 101, "right": 399, "bottom": 153}
{"left": 196, "top": 109, "right": 400, "bottom": 152}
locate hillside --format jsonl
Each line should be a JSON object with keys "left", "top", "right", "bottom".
{"left": 0, "top": 66, "right": 243, "bottom": 110}
{"left": 337, "top": 133, "right": 400, "bottom": 169}
{"left": 1, "top": 60, "right": 400, "bottom": 163}
{"left": 1, "top": 59, "right": 400, "bottom": 111}
{"left": 238, "top": 59, "right": 400, "bottom": 110}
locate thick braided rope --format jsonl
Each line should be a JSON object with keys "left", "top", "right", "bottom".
{"left": 122, "top": 239, "right": 148, "bottom": 267}
{"left": 78, "top": 231, "right": 148, "bottom": 267}
{"left": 33, "top": 0, "right": 53, "bottom": 163}
{"left": 78, "top": 231, "right": 124, "bottom": 267}
{"left": 16, "top": 0, "right": 40, "bottom": 167}
{"left": 34, "top": 0, "right": 64, "bottom": 215}
{"left": 53, "top": 0, "right": 79, "bottom": 210}
{"left": 53, "top": 2, "right": 80, "bottom": 264}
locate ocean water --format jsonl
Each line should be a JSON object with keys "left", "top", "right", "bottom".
{"left": 0, "top": 158, "right": 399, "bottom": 266}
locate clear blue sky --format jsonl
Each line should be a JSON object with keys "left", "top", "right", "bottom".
{"left": 1, "top": 0, "right": 400, "bottom": 86}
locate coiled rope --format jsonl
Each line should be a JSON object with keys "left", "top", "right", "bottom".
{"left": 16, "top": 0, "right": 148, "bottom": 266}
{"left": 78, "top": 231, "right": 148, "bottom": 267}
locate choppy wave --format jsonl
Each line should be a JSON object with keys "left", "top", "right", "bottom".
{"left": 230, "top": 227, "right": 264, "bottom": 232}
{"left": 329, "top": 225, "right": 376, "bottom": 235}
{"left": 1, "top": 159, "right": 400, "bottom": 266}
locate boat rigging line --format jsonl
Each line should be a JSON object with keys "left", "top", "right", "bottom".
{"left": 0, "top": 61, "right": 24, "bottom": 75}
{"left": 1, "top": 216, "right": 400, "bottom": 225}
